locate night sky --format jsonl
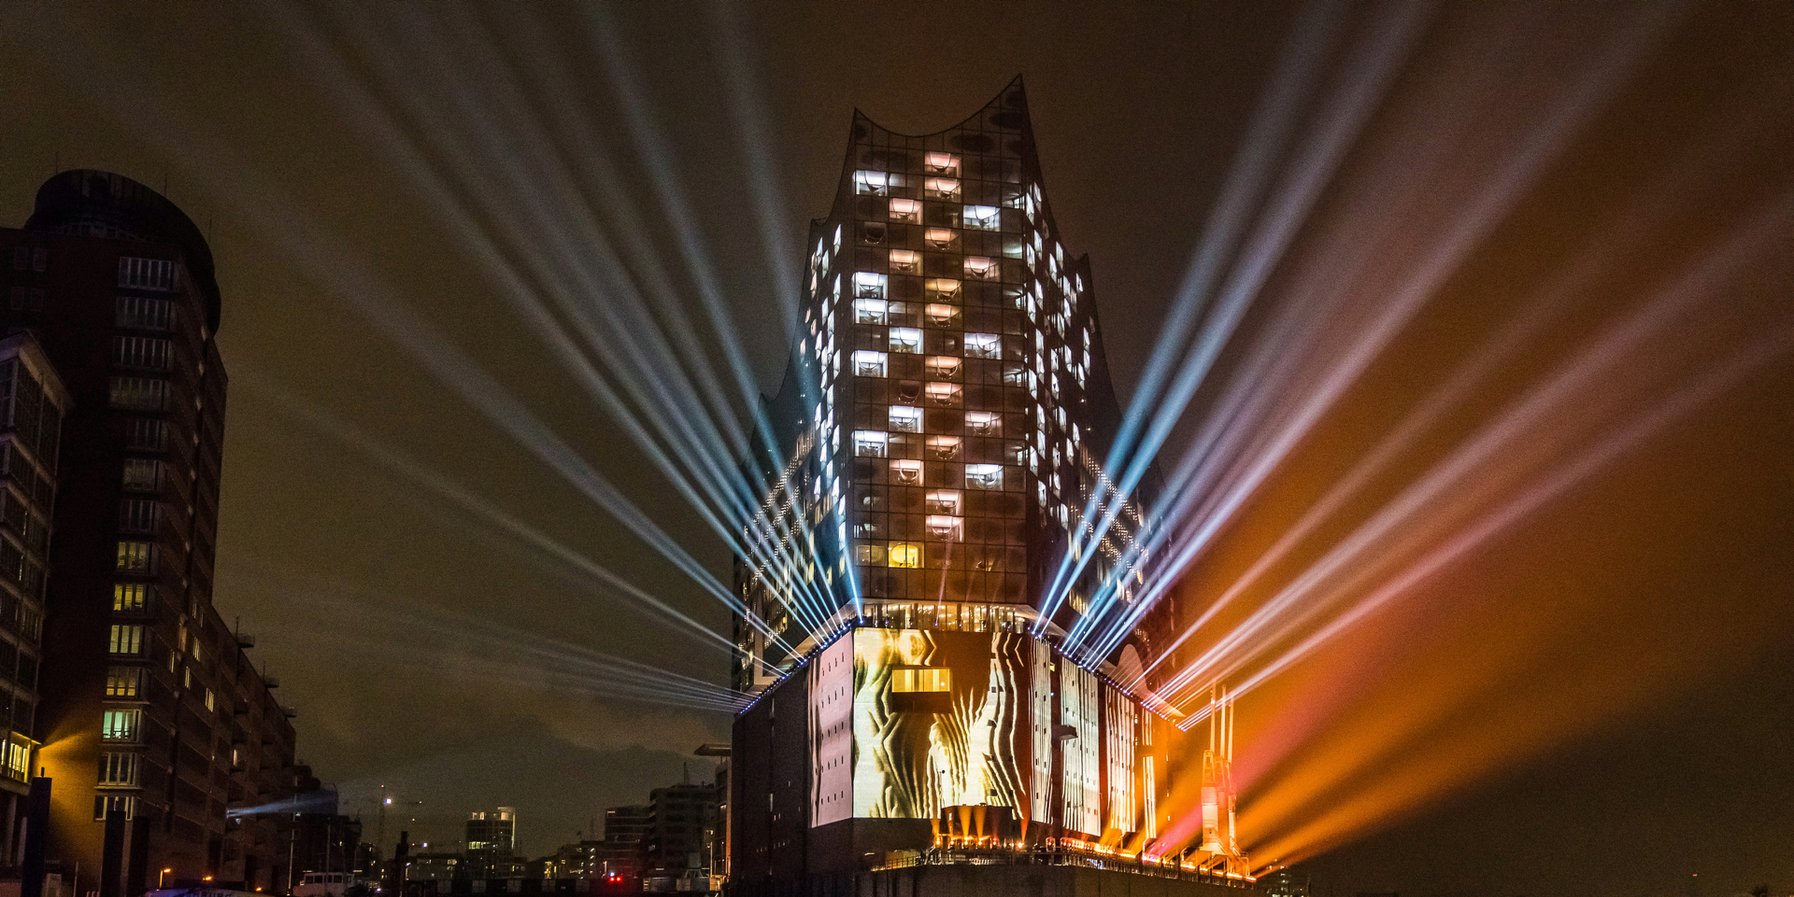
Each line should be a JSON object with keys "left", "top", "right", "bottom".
{"left": 3, "top": 3, "right": 1792, "bottom": 896}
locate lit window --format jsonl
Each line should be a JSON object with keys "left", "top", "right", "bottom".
{"left": 115, "top": 542, "right": 153, "bottom": 573}
{"left": 925, "top": 304, "right": 958, "bottom": 326}
{"left": 853, "top": 350, "right": 888, "bottom": 377}
{"left": 924, "top": 152, "right": 960, "bottom": 175}
{"left": 924, "top": 382, "right": 961, "bottom": 406}
{"left": 105, "top": 667, "right": 142, "bottom": 698}
{"left": 925, "top": 178, "right": 961, "bottom": 200}
{"left": 925, "top": 490, "right": 962, "bottom": 514}
{"left": 854, "top": 271, "right": 887, "bottom": 299}
{"left": 963, "top": 205, "right": 1000, "bottom": 230}
{"left": 853, "top": 431, "right": 889, "bottom": 458}
{"left": 926, "top": 356, "right": 961, "bottom": 379}
{"left": 967, "top": 464, "right": 1004, "bottom": 489}
{"left": 113, "top": 583, "right": 148, "bottom": 612}
{"left": 925, "top": 515, "right": 963, "bottom": 541}
{"left": 925, "top": 228, "right": 956, "bottom": 250}
{"left": 888, "top": 406, "right": 923, "bottom": 433}
{"left": 966, "top": 411, "right": 1000, "bottom": 435}
{"left": 889, "top": 328, "right": 922, "bottom": 354}
{"left": 891, "top": 460, "right": 923, "bottom": 486}
{"left": 101, "top": 709, "right": 140, "bottom": 742}
{"left": 890, "top": 250, "right": 920, "bottom": 273}
{"left": 888, "top": 542, "right": 922, "bottom": 568}
{"left": 855, "top": 298, "right": 889, "bottom": 324}
{"left": 108, "top": 623, "right": 143, "bottom": 655}
{"left": 964, "top": 257, "right": 997, "bottom": 280}
{"left": 889, "top": 199, "right": 921, "bottom": 223}
{"left": 926, "top": 436, "right": 961, "bottom": 460}
{"left": 854, "top": 170, "right": 891, "bottom": 195}
{"left": 855, "top": 544, "right": 885, "bottom": 565}
{"left": 927, "top": 278, "right": 961, "bottom": 301}
{"left": 1003, "top": 365, "right": 1027, "bottom": 386}
{"left": 965, "top": 333, "right": 1001, "bottom": 359}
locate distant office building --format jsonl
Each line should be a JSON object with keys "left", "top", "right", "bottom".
{"left": 544, "top": 839, "right": 603, "bottom": 879}
{"left": 465, "top": 807, "right": 518, "bottom": 877}
{"left": 641, "top": 779, "right": 720, "bottom": 894}
{"left": 0, "top": 331, "right": 69, "bottom": 865}
{"left": 1, "top": 170, "right": 301, "bottom": 894}
{"left": 728, "top": 79, "right": 1247, "bottom": 895}
{"left": 406, "top": 852, "right": 467, "bottom": 885}
{"left": 597, "top": 804, "right": 649, "bottom": 882}
{"left": 1266, "top": 867, "right": 1311, "bottom": 897}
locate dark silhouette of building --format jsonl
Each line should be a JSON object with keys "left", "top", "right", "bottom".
{"left": 0, "top": 331, "right": 69, "bottom": 867}
{"left": 728, "top": 80, "right": 1246, "bottom": 896}
{"left": 641, "top": 777, "right": 720, "bottom": 894}
{"left": 464, "top": 807, "right": 517, "bottom": 878}
{"left": 596, "top": 804, "right": 649, "bottom": 884}
{"left": 0, "top": 170, "right": 301, "bottom": 894}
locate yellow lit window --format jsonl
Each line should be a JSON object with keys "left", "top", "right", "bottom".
{"left": 889, "top": 199, "right": 921, "bottom": 223}
{"left": 925, "top": 229, "right": 956, "bottom": 250}
{"left": 113, "top": 583, "right": 147, "bottom": 612}
{"left": 888, "top": 542, "right": 922, "bottom": 568}
{"left": 890, "top": 250, "right": 920, "bottom": 273}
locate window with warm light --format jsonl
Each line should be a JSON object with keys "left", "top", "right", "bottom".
{"left": 926, "top": 178, "right": 961, "bottom": 200}
{"left": 890, "top": 250, "right": 920, "bottom": 273}
{"left": 925, "top": 515, "right": 963, "bottom": 541}
{"left": 888, "top": 542, "right": 922, "bottom": 568}
{"left": 924, "top": 152, "right": 960, "bottom": 175}
{"left": 108, "top": 624, "right": 143, "bottom": 655}
{"left": 925, "top": 304, "right": 958, "bottom": 326}
{"left": 889, "top": 198, "right": 921, "bottom": 222}
{"left": 891, "top": 460, "right": 923, "bottom": 486}
{"left": 966, "top": 411, "right": 1000, "bottom": 435}
{"left": 105, "top": 667, "right": 142, "bottom": 698}
{"left": 924, "top": 382, "right": 961, "bottom": 406}
{"left": 926, "top": 436, "right": 961, "bottom": 459}
{"left": 925, "top": 228, "right": 956, "bottom": 249}
{"left": 927, "top": 278, "right": 961, "bottom": 301}
{"left": 964, "top": 256, "right": 997, "bottom": 279}
{"left": 926, "top": 356, "right": 961, "bottom": 379}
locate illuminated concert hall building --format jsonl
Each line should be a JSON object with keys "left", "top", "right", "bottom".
{"left": 730, "top": 80, "right": 1247, "bottom": 894}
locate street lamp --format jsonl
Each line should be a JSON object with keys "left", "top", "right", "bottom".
{"left": 159, "top": 867, "right": 173, "bottom": 888}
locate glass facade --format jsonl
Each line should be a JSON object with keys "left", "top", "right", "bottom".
{"left": 735, "top": 80, "right": 1162, "bottom": 692}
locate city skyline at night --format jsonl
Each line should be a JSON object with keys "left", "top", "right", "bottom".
{"left": 1, "top": 4, "right": 1790, "bottom": 897}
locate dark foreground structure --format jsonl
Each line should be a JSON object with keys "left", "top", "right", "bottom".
{"left": 728, "top": 80, "right": 1251, "bottom": 897}
{"left": 1, "top": 171, "right": 309, "bottom": 894}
